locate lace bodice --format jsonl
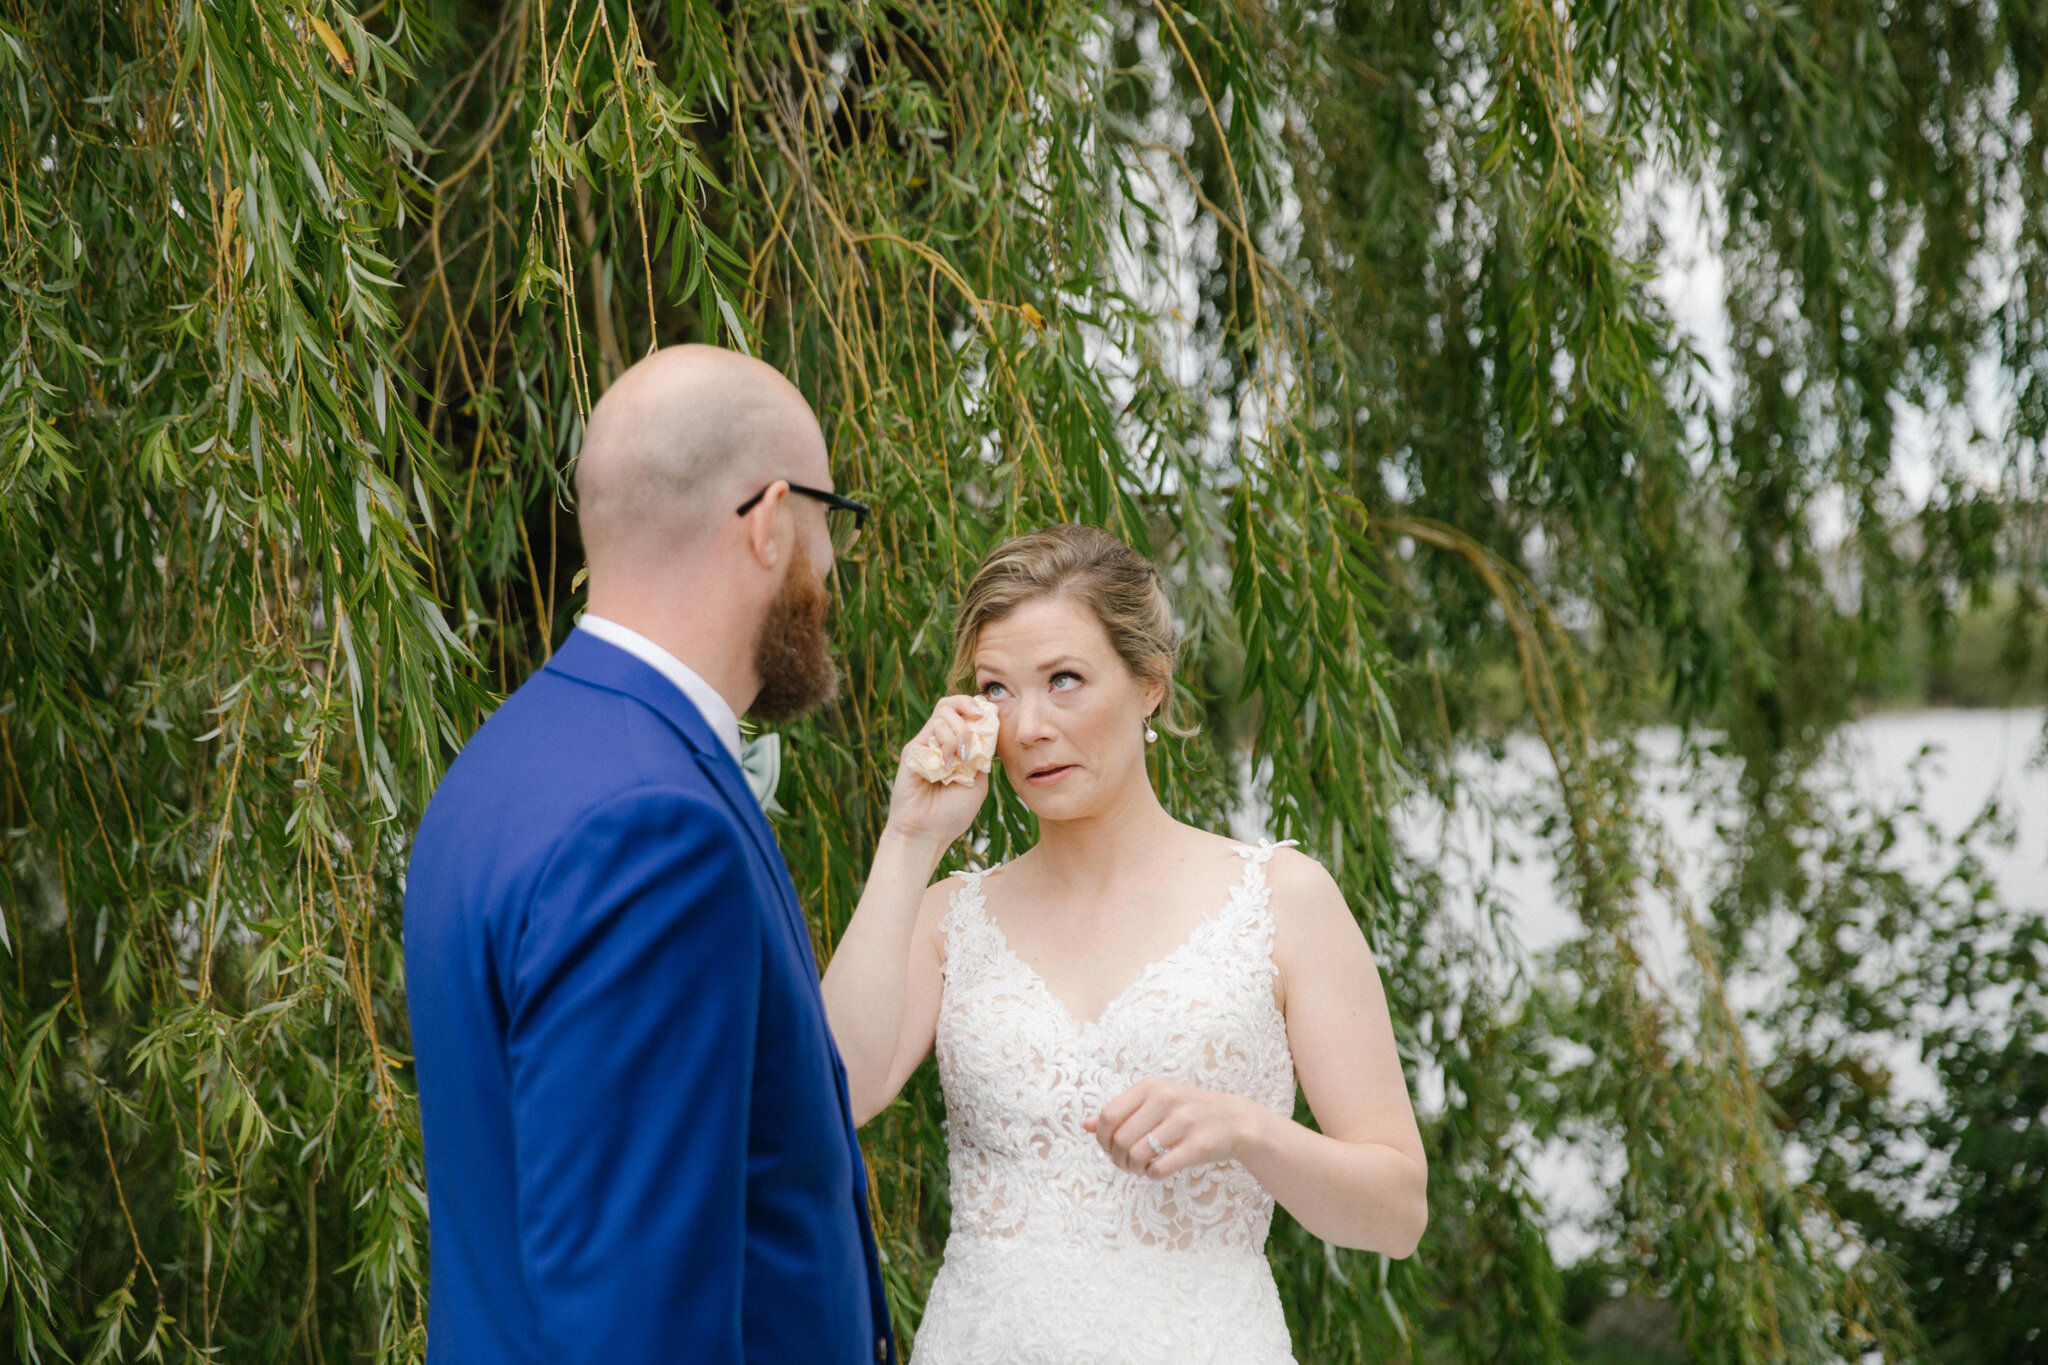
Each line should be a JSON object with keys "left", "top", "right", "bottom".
{"left": 909, "top": 841, "right": 1303, "bottom": 1362}
{"left": 933, "top": 840, "right": 1300, "bottom": 1252}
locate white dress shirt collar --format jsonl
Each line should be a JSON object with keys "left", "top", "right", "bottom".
{"left": 575, "top": 614, "right": 745, "bottom": 762}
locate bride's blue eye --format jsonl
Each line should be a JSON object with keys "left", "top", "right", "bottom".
{"left": 1050, "top": 671, "right": 1081, "bottom": 691}
{"left": 980, "top": 681, "right": 1009, "bottom": 700}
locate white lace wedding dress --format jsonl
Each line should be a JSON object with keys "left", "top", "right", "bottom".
{"left": 909, "top": 840, "right": 1301, "bottom": 1365}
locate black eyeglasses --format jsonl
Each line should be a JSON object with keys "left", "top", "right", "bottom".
{"left": 735, "top": 482, "right": 871, "bottom": 555}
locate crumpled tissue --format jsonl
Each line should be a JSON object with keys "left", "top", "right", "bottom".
{"left": 904, "top": 697, "right": 1000, "bottom": 786}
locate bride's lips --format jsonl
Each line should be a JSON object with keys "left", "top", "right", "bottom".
{"left": 1026, "top": 763, "right": 1077, "bottom": 786}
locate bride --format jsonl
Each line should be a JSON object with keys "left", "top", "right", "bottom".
{"left": 820, "top": 524, "right": 1426, "bottom": 1363}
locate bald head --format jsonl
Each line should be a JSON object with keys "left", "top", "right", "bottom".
{"left": 575, "top": 345, "right": 829, "bottom": 573}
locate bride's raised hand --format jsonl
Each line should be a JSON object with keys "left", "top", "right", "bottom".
{"left": 884, "top": 695, "right": 995, "bottom": 852}
{"left": 1084, "top": 1077, "right": 1262, "bottom": 1181}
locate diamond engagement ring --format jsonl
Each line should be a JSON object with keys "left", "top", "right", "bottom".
{"left": 1145, "top": 1133, "right": 1170, "bottom": 1158}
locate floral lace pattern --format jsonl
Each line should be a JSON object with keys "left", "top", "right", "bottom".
{"left": 909, "top": 841, "right": 1301, "bottom": 1364}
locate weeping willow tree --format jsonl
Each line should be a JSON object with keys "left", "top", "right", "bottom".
{"left": 3, "top": 0, "right": 2043, "bottom": 1362}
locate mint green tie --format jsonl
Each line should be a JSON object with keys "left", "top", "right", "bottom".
{"left": 738, "top": 732, "right": 783, "bottom": 816}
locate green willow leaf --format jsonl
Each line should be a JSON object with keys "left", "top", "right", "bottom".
{"left": 4, "top": 0, "right": 2043, "bottom": 1361}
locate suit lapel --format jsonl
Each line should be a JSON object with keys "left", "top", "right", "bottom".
{"left": 691, "top": 749, "right": 818, "bottom": 964}
{"left": 545, "top": 632, "right": 816, "bottom": 968}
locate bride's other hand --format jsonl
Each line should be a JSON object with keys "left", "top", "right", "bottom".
{"left": 1085, "top": 1078, "right": 1255, "bottom": 1180}
{"left": 885, "top": 695, "right": 992, "bottom": 851}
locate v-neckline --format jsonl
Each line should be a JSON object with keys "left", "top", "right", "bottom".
{"left": 967, "top": 847, "right": 1266, "bottom": 1038}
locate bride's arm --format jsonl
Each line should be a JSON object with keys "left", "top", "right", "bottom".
{"left": 820, "top": 696, "right": 987, "bottom": 1126}
{"left": 1089, "top": 851, "right": 1429, "bottom": 1256}
{"left": 822, "top": 836, "right": 949, "bottom": 1125}
{"left": 1245, "top": 851, "right": 1428, "bottom": 1253}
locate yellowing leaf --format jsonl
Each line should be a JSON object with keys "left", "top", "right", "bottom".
{"left": 1020, "top": 302, "right": 1046, "bottom": 331}
{"left": 310, "top": 16, "right": 354, "bottom": 75}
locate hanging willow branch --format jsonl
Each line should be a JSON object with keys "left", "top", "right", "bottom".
{"left": 3, "top": 0, "right": 2042, "bottom": 1361}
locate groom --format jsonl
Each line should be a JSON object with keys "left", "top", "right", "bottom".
{"left": 404, "top": 345, "right": 891, "bottom": 1365}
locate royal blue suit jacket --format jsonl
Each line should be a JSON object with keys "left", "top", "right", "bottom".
{"left": 403, "top": 628, "right": 892, "bottom": 1365}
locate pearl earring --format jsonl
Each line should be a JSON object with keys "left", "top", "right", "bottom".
{"left": 1144, "top": 716, "right": 1159, "bottom": 743}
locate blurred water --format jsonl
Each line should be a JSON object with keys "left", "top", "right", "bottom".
{"left": 1391, "top": 709, "right": 2048, "bottom": 1261}
{"left": 1425, "top": 709, "right": 2046, "bottom": 975}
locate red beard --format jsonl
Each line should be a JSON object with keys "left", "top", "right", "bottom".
{"left": 749, "top": 543, "right": 840, "bottom": 722}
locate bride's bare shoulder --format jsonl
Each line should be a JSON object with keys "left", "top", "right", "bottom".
{"left": 1168, "top": 822, "right": 1329, "bottom": 884}
{"left": 1167, "top": 822, "right": 1257, "bottom": 868}
{"left": 1238, "top": 840, "right": 1358, "bottom": 938}
{"left": 1262, "top": 841, "right": 1334, "bottom": 888}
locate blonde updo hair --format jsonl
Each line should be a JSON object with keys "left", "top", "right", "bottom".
{"left": 949, "top": 524, "right": 1194, "bottom": 737}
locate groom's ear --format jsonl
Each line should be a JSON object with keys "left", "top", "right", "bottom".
{"left": 741, "top": 479, "right": 792, "bottom": 569}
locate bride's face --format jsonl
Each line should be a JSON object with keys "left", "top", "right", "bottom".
{"left": 972, "top": 595, "right": 1165, "bottom": 820}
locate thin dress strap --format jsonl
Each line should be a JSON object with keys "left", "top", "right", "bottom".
{"left": 940, "top": 866, "right": 1002, "bottom": 970}
{"left": 1233, "top": 837, "right": 1300, "bottom": 864}
{"left": 1228, "top": 839, "right": 1298, "bottom": 963}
